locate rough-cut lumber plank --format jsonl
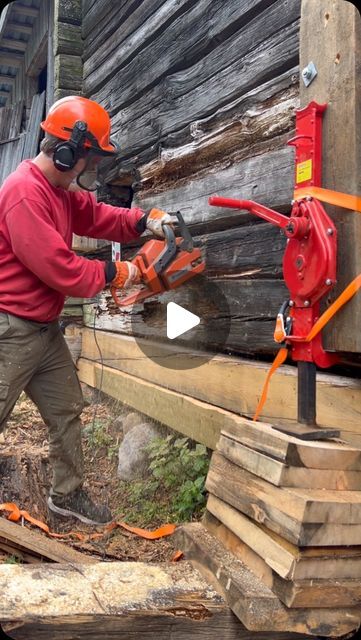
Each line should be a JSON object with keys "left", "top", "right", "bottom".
{"left": 78, "top": 359, "right": 226, "bottom": 449}
{"left": 300, "top": 0, "right": 361, "bottom": 353}
{"left": 174, "top": 523, "right": 360, "bottom": 637}
{"left": 220, "top": 419, "right": 361, "bottom": 469}
{"left": 217, "top": 434, "right": 361, "bottom": 489}
{"left": 206, "top": 452, "right": 361, "bottom": 545}
{"left": 80, "top": 330, "right": 361, "bottom": 438}
{"left": 0, "top": 517, "right": 94, "bottom": 564}
{"left": 206, "top": 495, "right": 361, "bottom": 581}
{"left": 0, "top": 561, "right": 282, "bottom": 640}
{"left": 203, "top": 509, "right": 361, "bottom": 609}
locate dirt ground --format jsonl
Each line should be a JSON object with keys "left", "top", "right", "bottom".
{"left": 0, "top": 390, "right": 178, "bottom": 564}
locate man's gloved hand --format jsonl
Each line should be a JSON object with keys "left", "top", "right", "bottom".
{"left": 111, "top": 261, "right": 141, "bottom": 289}
{"left": 146, "top": 208, "right": 173, "bottom": 238}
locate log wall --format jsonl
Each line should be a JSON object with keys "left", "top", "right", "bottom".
{"left": 82, "top": 0, "right": 300, "bottom": 358}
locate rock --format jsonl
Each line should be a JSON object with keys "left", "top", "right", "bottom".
{"left": 117, "top": 422, "right": 165, "bottom": 481}
{"left": 120, "top": 412, "right": 142, "bottom": 436}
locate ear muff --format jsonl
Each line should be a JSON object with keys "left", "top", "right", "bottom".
{"left": 53, "top": 120, "right": 87, "bottom": 172}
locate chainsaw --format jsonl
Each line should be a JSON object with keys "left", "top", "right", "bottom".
{"left": 110, "top": 211, "right": 205, "bottom": 307}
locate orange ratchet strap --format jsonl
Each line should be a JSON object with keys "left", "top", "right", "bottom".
{"left": 0, "top": 502, "right": 176, "bottom": 541}
{"left": 253, "top": 186, "right": 361, "bottom": 422}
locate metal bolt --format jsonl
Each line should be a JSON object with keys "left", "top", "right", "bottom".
{"left": 304, "top": 300, "right": 310, "bottom": 307}
{"left": 289, "top": 300, "right": 294, "bottom": 307}
{"left": 325, "top": 279, "right": 332, "bottom": 286}
{"left": 301, "top": 61, "right": 317, "bottom": 87}
{"left": 306, "top": 196, "right": 313, "bottom": 201}
{"left": 326, "top": 228, "right": 333, "bottom": 235}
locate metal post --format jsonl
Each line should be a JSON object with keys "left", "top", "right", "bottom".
{"left": 297, "top": 361, "right": 316, "bottom": 425}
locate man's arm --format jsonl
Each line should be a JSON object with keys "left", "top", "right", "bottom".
{"left": 71, "top": 190, "right": 146, "bottom": 243}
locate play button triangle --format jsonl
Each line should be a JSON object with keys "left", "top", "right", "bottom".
{"left": 166, "top": 302, "right": 200, "bottom": 339}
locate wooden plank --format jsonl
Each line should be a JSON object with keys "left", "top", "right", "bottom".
{"left": 12, "top": 6, "right": 39, "bottom": 19}
{"left": 300, "top": 0, "right": 361, "bottom": 352}
{"left": 1, "top": 38, "right": 27, "bottom": 52}
{"left": 174, "top": 523, "right": 361, "bottom": 636}
{"left": 6, "top": 22, "right": 34, "bottom": 36}
{"left": 220, "top": 418, "right": 361, "bottom": 469}
{"left": 22, "top": 91, "right": 45, "bottom": 160}
{"left": 206, "top": 452, "right": 361, "bottom": 546}
{"left": 0, "top": 53, "right": 24, "bottom": 67}
{"left": 0, "top": 517, "right": 94, "bottom": 564}
{"left": 203, "top": 509, "right": 361, "bottom": 608}
{"left": 206, "top": 495, "right": 361, "bottom": 580}
{"left": 217, "top": 434, "right": 361, "bottom": 489}
{"left": 80, "top": 329, "right": 361, "bottom": 438}
{"left": 0, "top": 561, "right": 265, "bottom": 640}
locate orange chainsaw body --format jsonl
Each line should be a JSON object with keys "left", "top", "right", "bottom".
{"left": 111, "top": 212, "right": 205, "bottom": 306}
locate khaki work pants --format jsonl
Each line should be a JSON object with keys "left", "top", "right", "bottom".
{"left": 0, "top": 312, "right": 84, "bottom": 496}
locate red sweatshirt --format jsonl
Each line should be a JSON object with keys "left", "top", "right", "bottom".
{"left": 0, "top": 160, "right": 144, "bottom": 322}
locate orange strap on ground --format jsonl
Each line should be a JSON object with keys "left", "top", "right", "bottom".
{"left": 294, "top": 186, "right": 361, "bottom": 213}
{"left": 0, "top": 502, "right": 176, "bottom": 541}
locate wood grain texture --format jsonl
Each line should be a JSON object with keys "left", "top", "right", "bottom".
{"left": 206, "top": 452, "right": 361, "bottom": 545}
{"left": 0, "top": 561, "right": 252, "bottom": 640}
{"left": 217, "top": 434, "right": 361, "bottom": 489}
{"left": 205, "top": 496, "right": 361, "bottom": 580}
{"left": 300, "top": 0, "right": 361, "bottom": 352}
{"left": 174, "top": 523, "right": 361, "bottom": 636}
{"left": 80, "top": 329, "right": 361, "bottom": 439}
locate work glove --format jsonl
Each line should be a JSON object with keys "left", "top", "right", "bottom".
{"left": 110, "top": 261, "right": 141, "bottom": 289}
{"left": 145, "top": 208, "right": 173, "bottom": 238}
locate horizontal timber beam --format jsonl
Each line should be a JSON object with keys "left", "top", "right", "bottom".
{"left": 1, "top": 38, "right": 27, "bottom": 52}
{"left": 80, "top": 330, "right": 361, "bottom": 442}
{"left": 0, "top": 561, "right": 283, "bottom": 640}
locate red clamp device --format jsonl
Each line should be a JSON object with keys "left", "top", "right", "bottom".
{"left": 209, "top": 102, "right": 338, "bottom": 368}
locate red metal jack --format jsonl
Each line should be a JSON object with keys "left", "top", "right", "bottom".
{"left": 209, "top": 102, "right": 340, "bottom": 439}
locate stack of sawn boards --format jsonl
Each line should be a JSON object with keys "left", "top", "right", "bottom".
{"left": 202, "top": 418, "right": 361, "bottom": 635}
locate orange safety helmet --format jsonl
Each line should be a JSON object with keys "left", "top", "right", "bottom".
{"left": 40, "top": 96, "right": 116, "bottom": 155}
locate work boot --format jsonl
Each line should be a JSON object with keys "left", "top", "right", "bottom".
{"left": 47, "top": 488, "right": 113, "bottom": 525}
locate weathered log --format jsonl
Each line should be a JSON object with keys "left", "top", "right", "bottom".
{"left": 54, "top": 54, "right": 83, "bottom": 91}
{"left": 136, "top": 147, "right": 294, "bottom": 225}
{"left": 54, "top": 22, "right": 83, "bottom": 56}
{"left": 0, "top": 561, "right": 299, "bottom": 640}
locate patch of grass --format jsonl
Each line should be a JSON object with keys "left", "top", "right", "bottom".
{"left": 115, "top": 435, "right": 210, "bottom": 527}
{"left": 4, "top": 555, "right": 21, "bottom": 564}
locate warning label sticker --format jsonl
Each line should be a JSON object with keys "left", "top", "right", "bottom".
{"left": 296, "top": 159, "right": 312, "bottom": 184}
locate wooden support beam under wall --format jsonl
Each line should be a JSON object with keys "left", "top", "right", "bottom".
{"left": 79, "top": 330, "right": 361, "bottom": 444}
{"left": 299, "top": 0, "right": 361, "bottom": 352}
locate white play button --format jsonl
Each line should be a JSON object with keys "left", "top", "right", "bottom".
{"left": 166, "top": 302, "right": 200, "bottom": 339}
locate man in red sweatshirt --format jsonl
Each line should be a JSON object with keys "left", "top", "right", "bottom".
{"left": 0, "top": 96, "right": 171, "bottom": 525}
